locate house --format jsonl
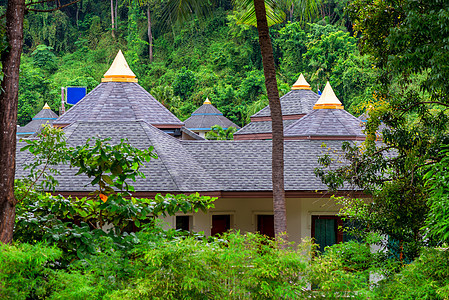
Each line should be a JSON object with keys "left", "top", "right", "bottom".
{"left": 184, "top": 98, "right": 240, "bottom": 138}
{"left": 17, "top": 103, "right": 58, "bottom": 138}
{"left": 16, "top": 51, "right": 367, "bottom": 248}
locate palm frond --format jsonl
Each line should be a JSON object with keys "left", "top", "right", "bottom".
{"left": 234, "top": 0, "right": 286, "bottom": 27}
{"left": 161, "top": 0, "right": 213, "bottom": 26}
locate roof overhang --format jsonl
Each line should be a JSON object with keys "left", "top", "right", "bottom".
{"left": 53, "top": 190, "right": 368, "bottom": 199}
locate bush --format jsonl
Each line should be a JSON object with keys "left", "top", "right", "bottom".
{"left": 0, "top": 243, "right": 61, "bottom": 299}
{"left": 307, "top": 240, "right": 378, "bottom": 299}
{"left": 110, "top": 232, "right": 310, "bottom": 299}
{"left": 374, "top": 248, "right": 449, "bottom": 300}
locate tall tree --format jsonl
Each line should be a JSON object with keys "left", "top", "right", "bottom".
{"left": 0, "top": 0, "right": 80, "bottom": 244}
{"left": 0, "top": 0, "right": 26, "bottom": 244}
{"left": 253, "top": 0, "right": 286, "bottom": 238}
{"left": 111, "top": 0, "right": 116, "bottom": 38}
{"left": 147, "top": 5, "right": 153, "bottom": 62}
{"left": 163, "top": 0, "right": 320, "bottom": 239}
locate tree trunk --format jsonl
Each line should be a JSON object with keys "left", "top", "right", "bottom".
{"left": 147, "top": 6, "right": 153, "bottom": 62}
{"left": 115, "top": 0, "right": 118, "bottom": 30}
{"left": 253, "top": 0, "right": 287, "bottom": 239}
{"left": 290, "top": 4, "right": 294, "bottom": 22}
{"left": 0, "top": 0, "right": 25, "bottom": 244}
{"left": 76, "top": 2, "right": 79, "bottom": 27}
{"left": 110, "top": 0, "right": 115, "bottom": 38}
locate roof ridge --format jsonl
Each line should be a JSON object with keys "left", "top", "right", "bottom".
{"left": 132, "top": 84, "right": 184, "bottom": 125}
{"left": 139, "top": 120, "right": 220, "bottom": 191}
{"left": 332, "top": 110, "right": 363, "bottom": 136}
{"left": 138, "top": 121, "right": 182, "bottom": 190}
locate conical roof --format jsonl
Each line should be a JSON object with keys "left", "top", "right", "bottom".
{"left": 313, "top": 81, "right": 343, "bottom": 109}
{"left": 102, "top": 50, "right": 137, "bottom": 82}
{"left": 17, "top": 103, "right": 58, "bottom": 136}
{"left": 291, "top": 74, "right": 311, "bottom": 90}
{"left": 249, "top": 74, "right": 319, "bottom": 118}
{"left": 53, "top": 51, "right": 183, "bottom": 128}
{"left": 184, "top": 99, "right": 240, "bottom": 130}
{"left": 284, "top": 107, "right": 364, "bottom": 140}
{"left": 33, "top": 103, "right": 58, "bottom": 120}
{"left": 54, "top": 82, "right": 184, "bottom": 127}
{"left": 234, "top": 74, "right": 319, "bottom": 139}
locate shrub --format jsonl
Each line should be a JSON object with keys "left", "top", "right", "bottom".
{"left": 110, "top": 232, "right": 310, "bottom": 299}
{"left": 0, "top": 243, "right": 61, "bottom": 299}
{"left": 374, "top": 248, "right": 449, "bottom": 300}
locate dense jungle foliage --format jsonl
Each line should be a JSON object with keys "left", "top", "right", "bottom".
{"left": 9, "top": 0, "right": 377, "bottom": 126}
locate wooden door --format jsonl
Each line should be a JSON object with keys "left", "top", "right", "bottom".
{"left": 257, "top": 214, "right": 275, "bottom": 238}
{"left": 211, "top": 215, "right": 230, "bottom": 236}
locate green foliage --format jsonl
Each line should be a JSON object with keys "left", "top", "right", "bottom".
{"left": 110, "top": 232, "right": 309, "bottom": 299}
{"left": 238, "top": 69, "right": 266, "bottom": 102}
{"left": 316, "top": 0, "right": 449, "bottom": 263}
{"left": 308, "top": 240, "right": 374, "bottom": 299}
{"left": 173, "top": 66, "right": 197, "bottom": 101}
{"left": 205, "top": 125, "right": 237, "bottom": 140}
{"left": 374, "top": 248, "right": 449, "bottom": 300}
{"left": 31, "top": 44, "right": 58, "bottom": 73}
{"left": 20, "top": 125, "right": 68, "bottom": 191}
{"left": 69, "top": 137, "right": 157, "bottom": 195}
{"left": 424, "top": 145, "right": 449, "bottom": 243}
{"left": 17, "top": 56, "right": 53, "bottom": 125}
{"left": 0, "top": 243, "right": 61, "bottom": 300}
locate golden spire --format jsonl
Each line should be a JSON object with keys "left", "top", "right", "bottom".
{"left": 204, "top": 97, "right": 211, "bottom": 105}
{"left": 43, "top": 103, "right": 51, "bottom": 109}
{"left": 291, "top": 73, "right": 311, "bottom": 90}
{"left": 313, "top": 81, "right": 344, "bottom": 109}
{"left": 101, "top": 50, "right": 138, "bottom": 83}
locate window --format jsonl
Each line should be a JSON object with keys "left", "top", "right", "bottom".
{"left": 175, "top": 215, "right": 191, "bottom": 231}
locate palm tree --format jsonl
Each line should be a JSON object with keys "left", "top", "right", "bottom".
{"left": 162, "top": 0, "right": 321, "bottom": 240}
{"left": 253, "top": 0, "right": 287, "bottom": 238}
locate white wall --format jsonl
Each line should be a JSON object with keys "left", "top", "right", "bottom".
{"left": 161, "top": 196, "right": 342, "bottom": 243}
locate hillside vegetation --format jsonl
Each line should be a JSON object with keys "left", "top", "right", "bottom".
{"left": 15, "top": 0, "right": 376, "bottom": 126}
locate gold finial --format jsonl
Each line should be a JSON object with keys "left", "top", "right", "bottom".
{"left": 43, "top": 103, "right": 51, "bottom": 109}
{"left": 291, "top": 73, "right": 311, "bottom": 90}
{"left": 313, "top": 81, "right": 344, "bottom": 110}
{"left": 204, "top": 97, "right": 211, "bottom": 105}
{"left": 101, "top": 50, "right": 138, "bottom": 83}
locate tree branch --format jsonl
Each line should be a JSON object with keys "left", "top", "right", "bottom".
{"left": 399, "top": 101, "right": 449, "bottom": 118}
{"left": 26, "top": 0, "right": 80, "bottom": 12}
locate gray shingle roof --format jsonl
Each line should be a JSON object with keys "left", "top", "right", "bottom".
{"left": 34, "top": 108, "right": 59, "bottom": 120}
{"left": 234, "top": 119, "right": 297, "bottom": 136}
{"left": 284, "top": 109, "right": 365, "bottom": 139}
{"left": 16, "top": 121, "right": 357, "bottom": 192}
{"left": 17, "top": 108, "right": 58, "bottom": 136}
{"left": 17, "top": 120, "right": 219, "bottom": 192}
{"left": 53, "top": 82, "right": 184, "bottom": 127}
{"left": 184, "top": 103, "right": 240, "bottom": 130}
{"left": 251, "top": 89, "right": 319, "bottom": 118}
{"left": 192, "top": 103, "right": 222, "bottom": 115}
{"left": 183, "top": 139, "right": 354, "bottom": 191}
